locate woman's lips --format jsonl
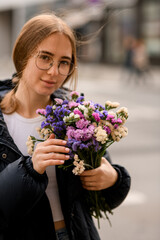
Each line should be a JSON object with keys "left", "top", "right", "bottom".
{"left": 41, "top": 79, "right": 57, "bottom": 87}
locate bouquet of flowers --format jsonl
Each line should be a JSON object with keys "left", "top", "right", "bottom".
{"left": 26, "top": 91, "right": 129, "bottom": 227}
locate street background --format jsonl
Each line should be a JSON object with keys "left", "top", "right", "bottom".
{"left": 0, "top": 0, "right": 160, "bottom": 239}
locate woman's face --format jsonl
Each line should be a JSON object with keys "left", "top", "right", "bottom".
{"left": 21, "top": 32, "right": 73, "bottom": 97}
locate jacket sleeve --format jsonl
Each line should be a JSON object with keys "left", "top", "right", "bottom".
{"left": 0, "top": 156, "right": 48, "bottom": 230}
{"left": 102, "top": 151, "right": 131, "bottom": 209}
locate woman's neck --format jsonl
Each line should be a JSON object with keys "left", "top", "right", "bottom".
{"left": 15, "top": 85, "right": 51, "bottom": 118}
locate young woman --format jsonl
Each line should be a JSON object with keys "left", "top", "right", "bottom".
{"left": 0, "top": 13, "right": 131, "bottom": 240}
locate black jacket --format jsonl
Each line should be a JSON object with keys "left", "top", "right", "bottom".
{"left": 0, "top": 79, "right": 131, "bottom": 240}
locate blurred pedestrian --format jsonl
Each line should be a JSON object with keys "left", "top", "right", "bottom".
{"left": 133, "top": 38, "right": 152, "bottom": 84}
{"left": 121, "top": 36, "right": 137, "bottom": 83}
{"left": 0, "top": 13, "right": 131, "bottom": 240}
{"left": 121, "top": 36, "right": 152, "bottom": 85}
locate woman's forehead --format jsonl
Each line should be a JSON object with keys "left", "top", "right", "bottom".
{"left": 35, "top": 33, "right": 72, "bottom": 58}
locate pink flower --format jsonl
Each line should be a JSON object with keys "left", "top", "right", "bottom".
{"left": 111, "top": 119, "right": 117, "bottom": 124}
{"left": 106, "top": 114, "right": 115, "bottom": 120}
{"left": 70, "top": 91, "right": 79, "bottom": 97}
{"left": 76, "top": 119, "right": 90, "bottom": 129}
{"left": 117, "top": 118, "right": 123, "bottom": 124}
{"left": 90, "top": 105, "right": 96, "bottom": 111}
{"left": 54, "top": 98, "right": 63, "bottom": 105}
{"left": 92, "top": 112, "right": 100, "bottom": 122}
{"left": 36, "top": 108, "right": 46, "bottom": 115}
{"left": 66, "top": 126, "right": 75, "bottom": 139}
{"left": 83, "top": 101, "right": 91, "bottom": 106}
{"left": 68, "top": 101, "right": 79, "bottom": 109}
{"left": 73, "top": 109, "right": 84, "bottom": 118}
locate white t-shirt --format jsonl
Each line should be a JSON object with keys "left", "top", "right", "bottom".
{"left": 3, "top": 112, "right": 64, "bottom": 222}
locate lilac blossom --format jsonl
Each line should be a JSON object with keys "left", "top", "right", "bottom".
{"left": 76, "top": 119, "right": 90, "bottom": 129}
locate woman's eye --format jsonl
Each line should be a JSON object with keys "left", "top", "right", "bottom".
{"left": 60, "top": 61, "right": 70, "bottom": 66}
{"left": 39, "top": 54, "right": 51, "bottom": 62}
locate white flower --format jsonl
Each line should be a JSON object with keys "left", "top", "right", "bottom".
{"left": 83, "top": 108, "right": 89, "bottom": 118}
{"left": 74, "top": 114, "right": 80, "bottom": 119}
{"left": 36, "top": 127, "right": 52, "bottom": 139}
{"left": 72, "top": 154, "right": 85, "bottom": 175}
{"left": 78, "top": 105, "right": 86, "bottom": 111}
{"left": 117, "top": 107, "right": 129, "bottom": 119}
{"left": 105, "top": 101, "right": 120, "bottom": 109}
{"left": 111, "top": 125, "right": 128, "bottom": 142}
{"left": 26, "top": 136, "right": 34, "bottom": 155}
{"left": 69, "top": 112, "right": 74, "bottom": 118}
{"left": 63, "top": 116, "right": 68, "bottom": 122}
{"left": 94, "top": 126, "right": 108, "bottom": 144}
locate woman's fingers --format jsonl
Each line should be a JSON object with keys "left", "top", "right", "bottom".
{"left": 43, "top": 138, "right": 67, "bottom": 147}
{"left": 80, "top": 157, "right": 118, "bottom": 190}
{"left": 39, "top": 145, "right": 70, "bottom": 154}
{"left": 31, "top": 137, "right": 70, "bottom": 174}
{"left": 43, "top": 152, "right": 70, "bottom": 161}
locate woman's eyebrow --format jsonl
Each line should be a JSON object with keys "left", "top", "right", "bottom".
{"left": 39, "top": 50, "right": 72, "bottom": 61}
{"left": 61, "top": 56, "right": 72, "bottom": 61}
{"left": 39, "top": 50, "right": 54, "bottom": 56}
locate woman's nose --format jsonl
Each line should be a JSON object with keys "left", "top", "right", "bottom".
{"left": 47, "top": 63, "right": 59, "bottom": 76}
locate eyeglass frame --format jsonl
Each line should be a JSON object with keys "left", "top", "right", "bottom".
{"left": 34, "top": 51, "right": 77, "bottom": 76}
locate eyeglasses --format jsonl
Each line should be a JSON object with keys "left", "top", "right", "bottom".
{"left": 35, "top": 51, "right": 76, "bottom": 76}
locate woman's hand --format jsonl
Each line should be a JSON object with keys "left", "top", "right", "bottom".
{"left": 32, "top": 134, "right": 70, "bottom": 174}
{"left": 80, "top": 157, "right": 118, "bottom": 191}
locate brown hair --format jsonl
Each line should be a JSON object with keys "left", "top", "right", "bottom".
{"left": 1, "top": 12, "right": 78, "bottom": 114}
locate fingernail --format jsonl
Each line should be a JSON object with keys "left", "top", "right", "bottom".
{"left": 62, "top": 141, "right": 67, "bottom": 144}
{"left": 65, "top": 148, "right": 69, "bottom": 152}
{"left": 60, "top": 160, "right": 64, "bottom": 164}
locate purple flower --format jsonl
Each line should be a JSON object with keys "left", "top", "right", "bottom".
{"left": 76, "top": 119, "right": 90, "bottom": 129}
{"left": 94, "top": 103, "right": 105, "bottom": 110}
{"left": 103, "top": 126, "right": 111, "bottom": 134}
{"left": 103, "top": 110, "right": 108, "bottom": 117}
{"left": 41, "top": 121, "right": 50, "bottom": 128}
{"left": 72, "top": 141, "right": 81, "bottom": 151}
{"left": 46, "top": 105, "right": 53, "bottom": 115}
{"left": 76, "top": 96, "right": 84, "bottom": 103}
{"left": 66, "top": 126, "right": 75, "bottom": 139}
{"left": 79, "top": 143, "right": 89, "bottom": 150}
{"left": 114, "top": 124, "right": 119, "bottom": 129}
{"left": 62, "top": 100, "right": 68, "bottom": 105}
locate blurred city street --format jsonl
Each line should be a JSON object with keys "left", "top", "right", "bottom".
{"left": 0, "top": 60, "right": 160, "bottom": 240}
